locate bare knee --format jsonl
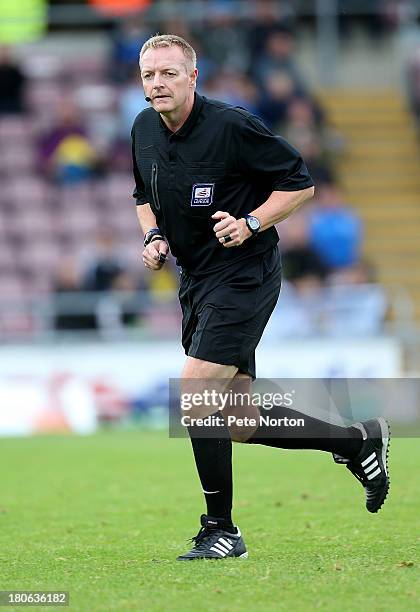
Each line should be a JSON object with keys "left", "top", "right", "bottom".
{"left": 181, "top": 356, "right": 237, "bottom": 380}
{"left": 180, "top": 357, "right": 237, "bottom": 419}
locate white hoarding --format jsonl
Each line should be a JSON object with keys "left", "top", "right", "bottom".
{"left": 0, "top": 338, "right": 402, "bottom": 436}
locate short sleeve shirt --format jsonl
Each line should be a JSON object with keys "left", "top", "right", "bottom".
{"left": 132, "top": 93, "right": 314, "bottom": 275}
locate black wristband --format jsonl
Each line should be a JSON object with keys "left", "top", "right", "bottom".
{"left": 144, "top": 228, "right": 164, "bottom": 247}
{"left": 149, "top": 234, "right": 165, "bottom": 244}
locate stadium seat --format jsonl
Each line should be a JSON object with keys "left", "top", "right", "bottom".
{"left": 65, "top": 56, "right": 107, "bottom": 81}
{"left": 27, "top": 82, "right": 63, "bottom": 115}
{"left": 5, "top": 211, "right": 56, "bottom": 240}
{"left": 0, "top": 117, "right": 33, "bottom": 141}
{"left": 0, "top": 275, "right": 27, "bottom": 299}
{"left": 1, "top": 146, "right": 36, "bottom": 175}
{"left": 16, "top": 240, "right": 61, "bottom": 274}
{"left": 55, "top": 210, "right": 100, "bottom": 239}
{"left": 7, "top": 178, "right": 52, "bottom": 209}
{"left": 0, "top": 243, "right": 16, "bottom": 273}
{"left": 103, "top": 173, "right": 133, "bottom": 204}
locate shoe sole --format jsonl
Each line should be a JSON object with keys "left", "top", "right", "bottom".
{"left": 177, "top": 551, "right": 249, "bottom": 561}
{"left": 370, "top": 417, "right": 391, "bottom": 513}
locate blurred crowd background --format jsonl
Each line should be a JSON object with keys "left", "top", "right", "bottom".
{"left": 1, "top": 0, "right": 420, "bottom": 343}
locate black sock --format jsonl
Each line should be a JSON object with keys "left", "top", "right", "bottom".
{"left": 245, "top": 404, "right": 363, "bottom": 459}
{"left": 188, "top": 413, "right": 234, "bottom": 529}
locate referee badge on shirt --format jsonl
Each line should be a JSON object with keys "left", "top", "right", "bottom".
{"left": 191, "top": 183, "right": 214, "bottom": 206}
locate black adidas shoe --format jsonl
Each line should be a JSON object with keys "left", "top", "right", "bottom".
{"left": 177, "top": 515, "right": 248, "bottom": 561}
{"left": 344, "top": 417, "right": 391, "bottom": 513}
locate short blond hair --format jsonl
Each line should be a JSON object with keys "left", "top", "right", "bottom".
{"left": 139, "top": 34, "right": 197, "bottom": 73}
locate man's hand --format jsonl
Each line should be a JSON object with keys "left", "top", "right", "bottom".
{"left": 142, "top": 239, "right": 169, "bottom": 270}
{"left": 212, "top": 211, "right": 251, "bottom": 248}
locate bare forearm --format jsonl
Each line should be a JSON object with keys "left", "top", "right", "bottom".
{"left": 251, "top": 186, "right": 315, "bottom": 231}
{"left": 136, "top": 203, "right": 158, "bottom": 235}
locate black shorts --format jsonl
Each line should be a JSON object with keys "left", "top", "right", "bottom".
{"left": 179, "top": 246, "right": 282, "bottom": 379}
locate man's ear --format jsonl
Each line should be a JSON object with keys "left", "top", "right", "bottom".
{"left": 190, "top": 67, "right": 198, "bottom": 87}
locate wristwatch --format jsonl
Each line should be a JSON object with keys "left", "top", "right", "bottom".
{"left": 144, "top": 227, "right": 165, "bottom": 247}
{"left": 244, "top": 215, "right": 261, "bottom": 235}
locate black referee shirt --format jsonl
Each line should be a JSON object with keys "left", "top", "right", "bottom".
{"left": 132, "top": 93, "right": 314, "bottom": 275}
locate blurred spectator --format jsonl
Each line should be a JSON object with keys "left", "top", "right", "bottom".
{"left": 295, "top": 138, "right": 336, "bottom": 188}
{"left": 368, "top": 0, "right": 417, "bottom": 36}
{"left": 283, "top": 97, "right": 323, "bottom": 146}
{"left": 328, "top": 260, "right": 377, "bottom": 286}
{"left": 247, "top": 1, "right": 293, "bottom": 58}
{"left": 38, "top": 100, "right": 98, "bottom": 184}
{"left": 202, "top": 70, "right": 258, "bottom": 112}
{"left": 147, "top": 264, "right": 178, "bottom": 303}
{"left": 266, "top": 278, "right": 323, "bottom": 338}
{"left": 200, "top": 3, "right": 250, "bottom": 72}
{"left": 283, "top": 97, "right": 343, "bottom": 181}
{"left": 190, "top": 39, "right": 217, "bottom": 85}
{"left": 52, "top": 256, "right": 96, "bottom": 330}
{"left": 268, "top": 259, "right": 386, "bottom": 339}
{"left": 96, "top": 269, "right": 141, "bottom": 332}
{"left": 309, "top": 182, "right": 363, "bottom": 271}
{"left": 52, "top": 254, "right": 142, "bottom": 333}
{"left": 107, "top": 137, "right": 132, "bottom": 172}
{"left": 278, "top": 211, "right": 328, "bottom": 285}
{"left": 323, "top": 260, "right": 388, "bottom": 336}
{"left": 233, "top": 73, "right": 260, "bottom": 113}
{"left": 0, "top": 46, "right": 26, "bottom": 114}
{"left": 158, "top": 18, "right": 194, "bottom": 43}
{"left": 118, "top": 68, "right": 148, "bottom": 139}
{"left": 252, "top": 27, "right": 306, "bottom": 94}
{"left": 83, "top": 232, "right": 126, "bottom": 292}
{"left": 255, "top": 70, "right": 295, "bottom": 132}
{"left": 110, "top": 20, "right": 150, "bottom": 83}
{"left": 282, "top": 246, "right": 328, "bottom": 286}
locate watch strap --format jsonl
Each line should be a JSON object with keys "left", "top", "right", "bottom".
{"left": 144, "top": 228, "right": 165, "bottom": 247}
{"left": 244, "top": 215, "right": 260, "bottom": 235}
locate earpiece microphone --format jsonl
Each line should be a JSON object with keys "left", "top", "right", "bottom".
{"left": 145, "top": 96, "right": 152, "bottom": 102}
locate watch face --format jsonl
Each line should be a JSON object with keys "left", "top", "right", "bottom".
{"left": 247, "top": 216, "right": 260, "bottom": 231}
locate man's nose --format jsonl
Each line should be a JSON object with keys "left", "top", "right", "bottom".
{"left": 152, "top": 73, "right": 163, "bottom": 88}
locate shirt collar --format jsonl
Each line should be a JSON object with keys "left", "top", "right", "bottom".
{"left": 158, "top": 92, "right": 204, "bottom": 137}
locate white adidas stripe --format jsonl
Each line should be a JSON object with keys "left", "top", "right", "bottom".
{"left": 210, "top": 546, "right": 226, "bottom": 557}
{"left": 213, "top": 542, "right": 230, "bottom": 555}
{"left": 367, "top": 466, "right": 382, "bottom": 480}
{"left": 219, "top": 538, "right": 233, "bottom": 550}
{"left": 364, "top": 460, "right": 379, "bottom": 474}
{"left": 361, "top": 452, "right": 376, "bottom": 467}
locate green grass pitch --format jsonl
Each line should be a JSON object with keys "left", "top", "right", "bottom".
{"left": 0, "top": 431, "right": 419, "bottom": 611}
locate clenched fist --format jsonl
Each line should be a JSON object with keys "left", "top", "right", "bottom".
{"left": 142, "top": 239, "right": 169, "bottom": 270}
{"left": 212, "top": 211, "right": 252, "bottom": 248}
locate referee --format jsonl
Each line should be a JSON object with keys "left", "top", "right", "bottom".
{"left": 132, "top": 34, "right": 391, "bottom": 561}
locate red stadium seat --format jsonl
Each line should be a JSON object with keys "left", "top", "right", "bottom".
{"left": 1, "top": 146, "right": 36, "bottom": 175}
{"left": 0, "top": 275, "right": 27, "bottom": 299}
{"left": 8, "top": 177, "right": 52, "bottom": 209}
{"left": 0, "top": 242, "right": 16, "bottom": 273}
{"left": 16, "top": 240, "right": 61, "bottom": 275}
{"left": 0, "top": 117, "right": 34, "bottom": 141}
{"left": 55, "top": 210, "right": 100, "bottom": 239}
{"left": 103, "top": 173, "right": 133, "bottom": 204}
{"left": 5, "top": 211, "right": 56, "bottom": 240}
{"left": 26, "top": 82, "right": 63, "bottom": 115}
